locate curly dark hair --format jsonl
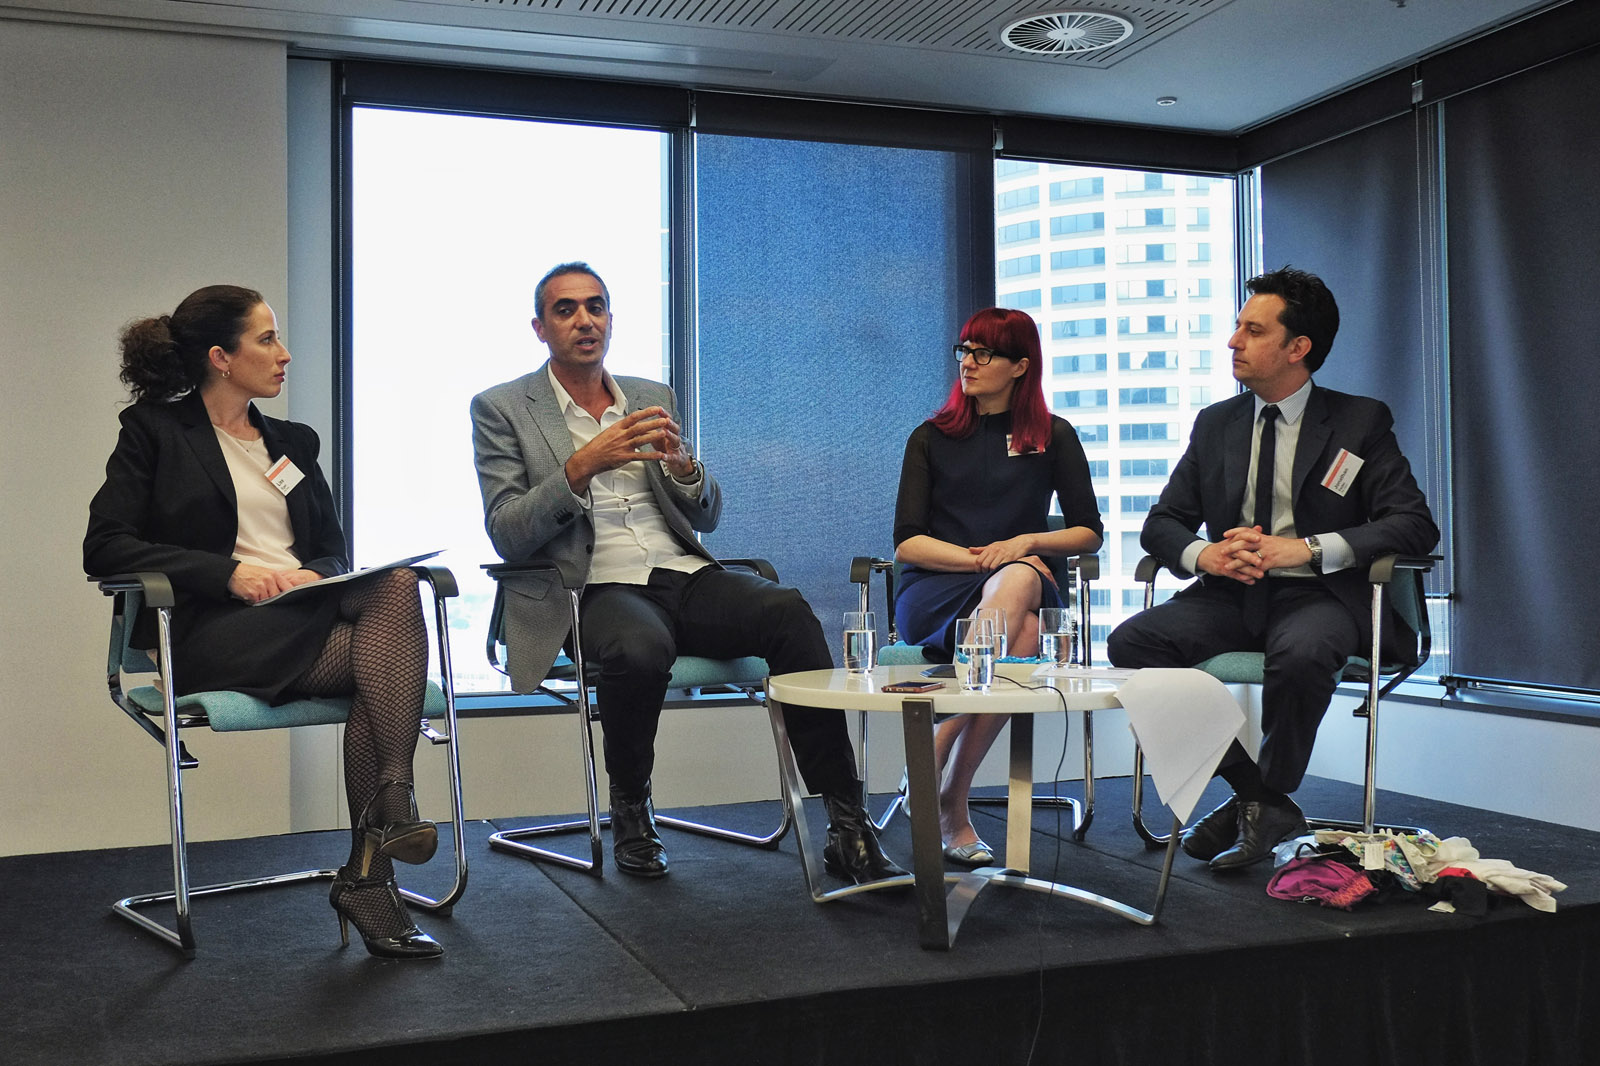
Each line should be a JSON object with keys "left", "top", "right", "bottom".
{"left": 1245, "top": 266, "right": 1340, "bottom": 372}
{"left": 117, "top": 284, "right": 264, "bottom": 402}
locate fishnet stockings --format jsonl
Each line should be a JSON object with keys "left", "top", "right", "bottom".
{"left": 288, "top": 567, "right": 427, "bottom": 938}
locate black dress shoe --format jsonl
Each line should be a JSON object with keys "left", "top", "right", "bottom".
{"left": 1209, "top": 795, "right": 1308, "bottom": 872}
{"left": 609, "top": 783, "right": 668, "bottom": 878}
{"left": 821, "top": 793, "right": 909, "bottom": 884}
{"left": 1180, "top": 795, "right": 1241, "bottom": 861}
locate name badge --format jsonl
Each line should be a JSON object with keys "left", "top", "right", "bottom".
{"left": 264, "top": 455, "right": 306, "bottom": 496}
{"left": 1321, "top": 449, "right": 1364, "bottom": 497}
{"left": 1005, "top": 434, "right": 1037, "bottom": 458}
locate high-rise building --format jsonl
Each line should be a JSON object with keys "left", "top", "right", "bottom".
{"left": 993, "top": 161, "right": 1241, "bottom": 654}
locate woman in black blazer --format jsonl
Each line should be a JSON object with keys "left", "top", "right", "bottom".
{"left": 85, "top": 285, "right": 443, "bottom": 960}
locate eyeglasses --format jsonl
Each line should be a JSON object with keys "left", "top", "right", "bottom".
{"left": 953, "top": 344, "right": 1005, "bottom": 365}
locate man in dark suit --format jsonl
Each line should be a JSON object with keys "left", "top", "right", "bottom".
{"left": 1107, "top": 266, "right": 1438, "bottom": 871}
{"left": 471, "top": 261, "right": 904, "bottom": 882}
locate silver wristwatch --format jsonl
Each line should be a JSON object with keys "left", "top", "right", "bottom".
{"left": 1303, "top": 535, "right": 1323, "bottom": 573}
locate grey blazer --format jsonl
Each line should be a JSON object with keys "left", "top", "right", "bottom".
{"left": 470, "top": 363, "right": 722, "bottom": 691}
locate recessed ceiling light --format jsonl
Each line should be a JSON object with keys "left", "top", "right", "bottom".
{"left": 1156, "top": 96, "right": 1178, "bottom": 106}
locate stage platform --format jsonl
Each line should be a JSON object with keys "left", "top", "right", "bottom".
{"left": 7, "top": 774, "right": 1597, "bottom": 1066}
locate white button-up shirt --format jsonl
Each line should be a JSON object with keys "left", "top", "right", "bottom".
{"left": 549, "top": 367, "right": 707, "bottom": 585}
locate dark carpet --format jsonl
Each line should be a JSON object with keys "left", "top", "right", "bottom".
{"left": 6, "top": 775, "right": 1597, "bottom": 1066}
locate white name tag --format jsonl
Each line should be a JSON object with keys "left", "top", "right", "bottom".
{"left": 1321, "top": 449, "right": 1364, "bottom": 497}
{"left": 264, "top": 455, "right": 306, "bottom": 496}
{"left": 1005, "top": 433, "right": 1037, "bottom": 457}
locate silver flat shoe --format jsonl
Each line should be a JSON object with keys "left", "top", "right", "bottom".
{"left": 943, "top": 839, "right": 994, "bottom": 866}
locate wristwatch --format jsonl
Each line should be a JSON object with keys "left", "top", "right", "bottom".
{"left": 1303, "top": 535, "right": 1324, "bottom": 573}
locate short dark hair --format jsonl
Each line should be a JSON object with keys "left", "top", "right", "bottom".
{"left": 533, "top": 261, "right": 610, "bottom": 322}
{"left": 1245, "top": 266, "right": 1340, "bottom": 372}
{"left": 117, "top": 284, "right": 264, "bottom": 402}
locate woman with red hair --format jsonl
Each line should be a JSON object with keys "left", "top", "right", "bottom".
{"left": 892, "top": 307, "right": 1103, "bottom": 864}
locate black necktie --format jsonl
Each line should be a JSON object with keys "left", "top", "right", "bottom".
{"left": 1245, "top": 404, "right": 1279, "bottom": 632}
{"left": 1253, "top": 404, "right": 1279, "bottom": 534}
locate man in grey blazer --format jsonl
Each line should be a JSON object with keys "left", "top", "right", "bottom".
{"left": 471, "top": 262, "right": 903, "bottom": 882}
{"left": 1108, "top": 267, "right": 1438, "bottom": 872}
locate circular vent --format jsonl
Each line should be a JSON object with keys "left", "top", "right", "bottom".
{"left": 1001, "top": 10, "right": 1134, "bottom": 55}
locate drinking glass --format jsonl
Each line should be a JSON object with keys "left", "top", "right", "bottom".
{"left": 1037, "top": 607, "right": 1075, "bottom": 666}
{"left": 842, "top": 611, "right": 876, "bottom": 674}
{"left": 975, "top": 607, "right": 1007, "bottom": 659}
{"left": 954, "top": 617, "right": 995, "bottom": 691}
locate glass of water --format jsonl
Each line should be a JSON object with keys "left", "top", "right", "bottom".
{"left": 1036, "top": 607, "right": 1075, "bottom": 667}
{"left": 975, "top": 607, "right": 1007, "bottom": 659}
{"left": 842, "top": 611, "right": 876, "bottom": 674}
{"left": 954, "top": 616, "right": 995, "bottom": 691}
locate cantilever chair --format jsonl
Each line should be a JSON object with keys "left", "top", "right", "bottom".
{"left": 482, "top": 557, "right": 790, "bottom": 875}
{"left": 1128, "top": 553, "right": 1437, "bottom": 843}
{"left": 847, "top": 544, "right": 1102, "bottom": 840}
{"left": 91, "top": 566, "right": 468, "bottom": 958}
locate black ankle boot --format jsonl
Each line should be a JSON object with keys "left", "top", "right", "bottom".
{"left": 822, "top": 792, "right": 908, "bottom": 884}
{"left": 609, "top": 782, "right": 668, "bottom": 878}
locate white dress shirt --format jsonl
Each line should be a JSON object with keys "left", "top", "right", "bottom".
{"left": 548, "top": 367, "right": 707, "bottom": 586}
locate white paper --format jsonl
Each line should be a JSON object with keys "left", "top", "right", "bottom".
{"left": 252, "top": 550, "right": 442, "bottom": 606}
{"left": 1113, "top": 668, "right": 1246, "bottom": 823}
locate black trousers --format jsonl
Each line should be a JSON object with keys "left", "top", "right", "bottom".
{"left": 1105, "top": 577, "right": 1359, "bottom": 795}
{"left": 579, "top": 566, "right": 858, "bottom": 798}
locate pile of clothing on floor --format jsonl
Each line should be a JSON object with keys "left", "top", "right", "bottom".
{"left": 1264, "top": 829, "right": 1567, "bottom": 915}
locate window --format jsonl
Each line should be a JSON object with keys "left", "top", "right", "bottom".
{"left": 1052, "top": 283, "right": 1105, "bottom": 305}
{"left": 1120, "top": 495, "right": 1159, "bottom": 513}
{"left": 1120, "top": 458, "right": 1169, "bottom": 477}
{"left": 349, "top": 107, "right": 670, "bottom": 693}
{"left": 1120, "top": 423, "right": 1175, "bottom": 442}
{"left": 1190, "top": 349, "right": 1214, "bottom": 373}
{"left": 1077, "top": 424, "right": 1110, "bottom": 444}
{"left": 998, "top": 254, "right": 1042, "bottom": 278}
{"left": 1119, "top": 350, "right": 1178, "bottom": 370}
{"left": 1117, "top": 279, "right": 1176, "bottom": 299}
{"left": 1050, "top": 176, "right": 1103, "bottom": 200}
{"left": 1001, "top": 289, "right": 1042, "bottom": 310}
{"left": 1052, "top": 352, "right": 1107, "bottom": 374}
{"left": 1190, "top": 242, "right": 1213, "bottom": 262}
{"left": 1187, "top": 278, "right": 1213, "bottom": 298}
{"left": 1053, "top": 389, "right": 1108, "bottom": 409}
{"left": 997, "top": 159, "right": 1038, "bottom": 178}
{"left": 1089, "top": 588, "right": 1111, "bottom": 609}
{"left": 1189, "top": 207, "right": 1211, "bottom": 228}
{"left": 998, "top": 186, "right": 1040, "bottom": 211}
{"left": 1121, "top": 208, "right": 1175, "bottom": 228}
{"left": 1187, "top": 314, "right": 1213, "bottom": 334}
{"left": 1119, "top": 387, "right": 1176, "bottom": 406}
{"left": 1120, "top": 531, "right": 1146, "bottom": 573}
{"left": 1086, "top": 459, "right": 1110, "bottom": 478}
{"left": 998, "top": 219, "right": 1040, "bottom": 244}
{"left": 1053, "top": 318, "right": 1107, "bottom": 338}
{"left": 1118, "top": 315, "right": 1172, "bottom": 336}
{"left": 1191, "top": 386, "right": 1212, "bottom": 405}
{"left": 1051, "top": 212, "right": 1105, "bottom": 236}
{"left": 1119, "top": 243, "right": 1177, "bottom": 263}
{"left": 1052, "top": 247, "right": 1106, "bottom": 270}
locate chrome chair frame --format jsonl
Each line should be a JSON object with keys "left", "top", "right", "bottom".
{"left": 847, "top": 551, "right": 1101, "bottom": 840}
{"left": 92, "top": 566, "right": 469, "bottom": 958}
{"left": 1128, "top": 553, "right": 1437, "bottom": 844}
{"left": 481, "top": 558, "right": 791, "bottom": 876}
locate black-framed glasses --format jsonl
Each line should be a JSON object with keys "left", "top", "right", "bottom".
{"left": 954, "top": 344, "right": 1004, "bottom": 365}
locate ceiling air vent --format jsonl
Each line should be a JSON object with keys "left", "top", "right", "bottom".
{"left": 1000, "top": 10, "right": 1135, "bottom": 55}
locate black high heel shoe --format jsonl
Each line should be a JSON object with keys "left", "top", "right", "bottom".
{"left": 329, "top": 866, "right": 443, "bottom": 960}
{"left": 356, "top": 779, "right": 438, "bottom": 871}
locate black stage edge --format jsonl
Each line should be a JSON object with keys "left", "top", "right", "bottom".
{"left": 7, "top": 775, "right": 1598, "bottom": 1066}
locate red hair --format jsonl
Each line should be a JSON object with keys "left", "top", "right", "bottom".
{"left": 928, "top": 307, "right": 1051, "bottom": 453}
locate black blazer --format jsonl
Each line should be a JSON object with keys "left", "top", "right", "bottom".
{"left": 84, "top": 391, "right": 347, "bottom": 642}
{"left": 1142, "top": 384, "right": 1439, "bottom": 661}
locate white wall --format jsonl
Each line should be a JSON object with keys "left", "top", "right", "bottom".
{"left": 2, "top": 15, "right": 1596, "bottom": 860}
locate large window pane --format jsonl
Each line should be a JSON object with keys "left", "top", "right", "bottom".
{"left": 350, "top": 107, "right": 669, "bottom": 692}
{"left": 994, "top": 162, "right": 1239, "bottom": 660}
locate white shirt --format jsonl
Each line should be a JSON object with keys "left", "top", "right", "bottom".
{"left": 212, "top": 426, "right": 301, "bottom": 572}
{"left": 1179, "top": 378, "right": 1354, "bottom": 577}
{"left": 548, "top": 366, "right": 708, "bottom": 586}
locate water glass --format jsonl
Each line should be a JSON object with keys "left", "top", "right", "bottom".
{"left": 954, "top": 617, "right": 995, "bottom": 691}
{"left": 842, "top": 611, "right": 876, "bottom": 674}
{"left": 975, "top": 607, "right": 1007, "bottom": 659}
{"left": 1037, "top": 607, "right": 1075, "bottom": 666}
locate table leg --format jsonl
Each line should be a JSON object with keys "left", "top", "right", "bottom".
{"left": 900, "top": 696, "right": 959, "bottom": 949}
{"left": 1006, "top": 712, "right": 1034, "bottom": 872}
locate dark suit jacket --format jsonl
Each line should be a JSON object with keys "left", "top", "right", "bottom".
{"left": 470, "top": 363, "right": 721, "bottom": 691}
{"left": 84, "top": 391, "right": 347, "bottom": 645}
{"left": 1142, "top": 384, "right": 1439, "bottom": 661}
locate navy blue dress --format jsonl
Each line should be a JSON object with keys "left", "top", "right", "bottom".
{"left": 892, "top": 412, "right": 1103, "bottom": 657}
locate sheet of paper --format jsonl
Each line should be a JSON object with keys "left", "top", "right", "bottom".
{"left": 1113, "top": 668, "right": 1246, "bottom": 823}
{"left": 253, "top": 550, "right": 442, "bottom": 606}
